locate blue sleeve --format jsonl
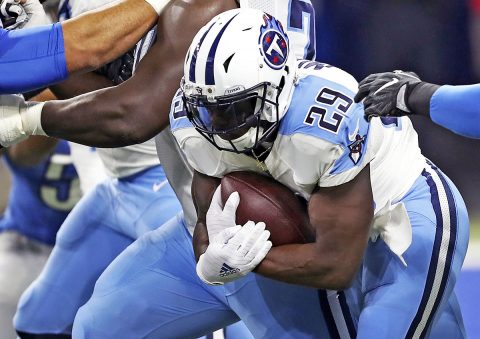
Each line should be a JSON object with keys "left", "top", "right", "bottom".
{"left": 0, "top": 23, "right": 68, "bottom": 94}
{"left": 430, "top": 84, "right": 480, "bottom": 139}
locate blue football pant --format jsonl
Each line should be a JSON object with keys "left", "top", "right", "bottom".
{"left": 72, "top": 213, "right": 355, "bottom": 339}
{"left": 14, "top": 165, "right": 182, "bottom": 334}
{"left": 354, "top": 162, "right": 468, "bottom": 339}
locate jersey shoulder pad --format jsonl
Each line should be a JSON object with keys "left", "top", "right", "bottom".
{"left": 297, "top": 60, "right": 358, "bottom": 93}
{"left": 281, "top": 62, "right": 367, "bottom": 147}
{"left": 278, "top": 63, "right": 371, "bottom": 186}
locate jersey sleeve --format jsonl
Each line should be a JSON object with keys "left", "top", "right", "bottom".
{"left": 430, "top": 84, "right": 480, "bottom": 139}
{"left": 0, "top": 24, "right": 67, "bottom": 94}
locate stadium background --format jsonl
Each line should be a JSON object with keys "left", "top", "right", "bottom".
{"left": 0, "top": 0, "right": 479, "bottom": 337}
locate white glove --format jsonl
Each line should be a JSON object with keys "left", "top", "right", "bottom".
{"left": 0, "top": 95, "right": 46, "bottom": 147}
{"left": 0, "top": 0, "right": 28, "bottom": 29}
{"left": 196, "top": 221, "right": 272, "bottom": 285}
{"left": 206, "top": 186, "right": 240, "bottom": 240}
{"left": 142, "top": 0, "right": 170, "bottom": 15}
{"left": 20, "top": 0, "right": 50, "bottom": 28}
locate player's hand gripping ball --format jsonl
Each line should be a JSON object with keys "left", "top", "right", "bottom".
{"left": 221, "top": 171, "right": 315, "bottom": 246}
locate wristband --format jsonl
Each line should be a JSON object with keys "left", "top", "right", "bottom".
{"left": 142, "top": 0, "right": 169, "bottom": 15}
{"left": 407, "top": 82, "right": 441, "bottom": 118}
{"left": 21, "top": 101, "right": 46, "bottom": 136}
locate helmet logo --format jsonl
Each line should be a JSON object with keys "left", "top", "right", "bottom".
{"left": 259, "top": 14, "right": 289, "bottom": 70}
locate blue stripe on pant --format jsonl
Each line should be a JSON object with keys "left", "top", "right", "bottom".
{"left": 406, "top": 165, "right": 459, "bottom": 338}
{"left": 355, "top": 164, "right": 468, "bottom": 339}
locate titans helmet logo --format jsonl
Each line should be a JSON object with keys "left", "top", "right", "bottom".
{"left": 259, "top": 14, "right": 289, "bottom": 70}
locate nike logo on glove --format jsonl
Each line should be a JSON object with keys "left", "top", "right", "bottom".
{"left": 373, "top": 78, "right": 399, "bottom": 95}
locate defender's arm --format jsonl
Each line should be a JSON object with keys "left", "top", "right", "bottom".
{"left": 0, "top": 0, "right": 162, "bottom": 94}
{"left": 256, "top": 165, "right": 373, "bottom": 290}
{"left": 39, "top": 0, "right": 238, "bottom": 147}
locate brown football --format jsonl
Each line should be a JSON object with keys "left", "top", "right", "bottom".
{"left": 221, "top": 171, "right": 315, "bottom": 246}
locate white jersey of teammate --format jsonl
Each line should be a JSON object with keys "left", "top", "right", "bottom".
{"left": 171, "top": 62, "right": 426, "bottom": 258}
{"left": 61, "top": 0, "right": 160, "bottom": 178}
{"left": 157, "top": 0, "right": 318, "bottom": 233}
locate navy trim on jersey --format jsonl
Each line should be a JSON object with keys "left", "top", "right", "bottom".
{"left": 58, "top": 0, "right": 72, "bottom": 20}
{"left": 407, "top": 165, "right": 457, "bottom": 338}
{"left": 189, "top": 21, "right": 215, "bottom": 82}
{"left": 205, "top": 13, "right": 239, "bottom": 85}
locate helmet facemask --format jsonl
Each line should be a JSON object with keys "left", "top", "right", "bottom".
{"left": 182, "top": 80, "right": 283, "bottom": 154}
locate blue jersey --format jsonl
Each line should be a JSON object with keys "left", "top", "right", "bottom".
{"left": 0, "top": 141, "right": 81, "bottom": 245}
{"left": 0, "top": 23, "right": 67, "bottom": 94}
{"left": 430, "top": 84, "right": 480, "bottom": 139}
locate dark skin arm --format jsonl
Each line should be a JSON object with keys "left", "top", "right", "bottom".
{"left": 6, "top": 67, "right": 114, "bottom": 164}
{"left": 41, "top": 0, "right": 238, "bottom": 148}
{"left": 193, "top": 166, "right": 373, "bottom": 290}
{"left": 192, "top": 170, "right": 220, "bottom": 260}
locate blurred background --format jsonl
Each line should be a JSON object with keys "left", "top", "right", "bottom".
{"left": 312, "top": 0, "right": 480, "bottom": 337}
{"left": 0, "top": 0, "right": 479, "bottom": 337}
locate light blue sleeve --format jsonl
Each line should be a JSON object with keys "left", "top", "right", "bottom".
{"left": 0, "top": 23, "right": 68, "bottom": 94}
{"left": 430, "top": 84, "right": 480, "bottom": 139}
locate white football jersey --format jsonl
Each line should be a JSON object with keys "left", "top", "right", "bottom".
{"left": 171, "top": 63, "right": 426, "bottom": 243}
{"left": 62, "top": 0, "right": 160, "bottom": 178}
{"left": 68, "top": 143, "right": 107, "bottom": 194}
{"left": 156, "top": 0, "right": 318, "bottom": 234}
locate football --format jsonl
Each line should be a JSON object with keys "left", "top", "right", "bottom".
{"left": 221, "top": 171, "right": 315, "bottom": 246}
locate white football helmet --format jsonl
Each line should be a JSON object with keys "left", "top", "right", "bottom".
{"left": 181, "top": 8, "right": 297, "bottom": 153}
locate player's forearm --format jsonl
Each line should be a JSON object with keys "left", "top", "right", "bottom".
{"left": 62, "top": 0, "right": 158, "bottom": 74}
{"left": 258, "top": 168, "right": 373, "bottom": 290}
{"left": 193, "top": 222, "right": 209, "bottom": 261}
{"left": 191, "top": 171, "right": 221, "bottom": 260}
{"left": 256, "top": 242, "right": 355, "bottom": 290}
{"left": 41, "top": 87, "right": 165, "bottom": 147}
{"left": 427, "top": 84, "right": 480, "bottom": 138}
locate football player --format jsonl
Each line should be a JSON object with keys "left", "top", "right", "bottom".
{"left": 172, "top": 9, "right": 469, "bottom": 339}
{"left": 0, "top": 136, "right": 80, "bottom": 338}
{"left": 0, "top": 0, "right": 341, "bottom": 337}
{"left": 69, "top": 3, "right": 356, "bottom": 338}
{"left": 0, "top": 0, "right": 167, "bottom": 94}
{"left": 12, "top": 1, "right": 182, "bottom": 337}
{"left": 354, "top": 70, "right": 480, "bottom": 139}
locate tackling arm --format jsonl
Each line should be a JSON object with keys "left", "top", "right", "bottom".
{"left": 355, "top": 71, "right": 480, "bottom": 138}
{"left": 255, "top": 165, "right": 374, "bottom": 290}
{"left": 426, "top": 84, "right": 480, "bottom": 139}
{"left": 62, "top": 0, "right": 159, "bottom": 75}
{"left": 0, "top": 0, "right": 161, "bottom": 94}
{"left": 39, "top": 0, "right": 238, "bottom": 147}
